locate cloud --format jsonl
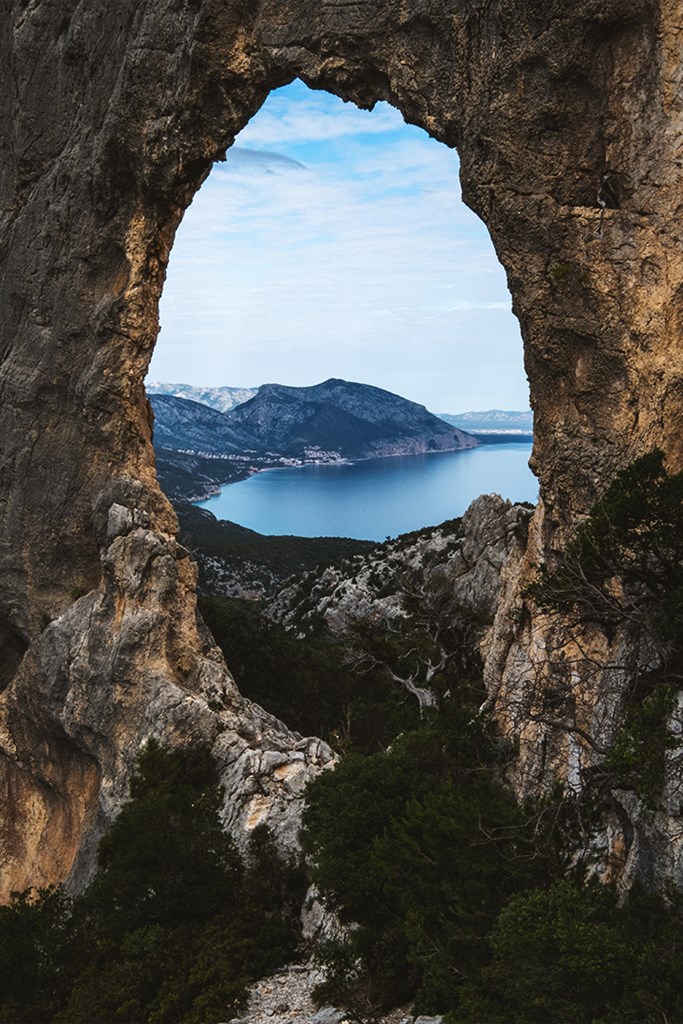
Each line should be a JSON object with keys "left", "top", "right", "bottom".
{"left": 152, "top": 82, "right": 528, "bottom": 412}
{"left": 223, "top": 147, "right": 308, "bottom": 173}
{"left": 237, "top": 83, "right": 406, "bottom": 147}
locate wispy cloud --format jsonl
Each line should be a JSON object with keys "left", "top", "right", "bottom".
{"left": 238, "top": 86, "right": 405, "bottom": 146}
{"left": 223, "top": 147, "right": 308, "bottom": 173}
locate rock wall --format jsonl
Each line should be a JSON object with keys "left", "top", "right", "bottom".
{"left": 1, "top": 0, "right": 682, "bottom": 895}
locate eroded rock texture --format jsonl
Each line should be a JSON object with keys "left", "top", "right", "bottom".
{"left": 1, "top": 0, "right": 681, "bottom": 895}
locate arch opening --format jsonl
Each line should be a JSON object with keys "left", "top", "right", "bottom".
{"left": 147, "top": 79, "right": 535, "bottom": 542}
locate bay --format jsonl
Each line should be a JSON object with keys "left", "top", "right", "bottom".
{"left": 195, "top": 442, "right": 537, "bottom": 542}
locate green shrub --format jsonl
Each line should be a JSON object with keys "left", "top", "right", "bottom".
{"left": 199, "top": 595, "right": 418, "bottom": 751}
{"left": 302, "top": 693, "right": 562, "bottom": 1014}
{"left": 85, "top": 741, "right": 243, "bottom": 939}
{"left": 604, "top": 683, "right": 683, "bottom": 808}
{"left": 0, "top": 886, "right": 76, "bottom": 1023}
{"left": 528, "top": 450, "right": 683, "bottom": 651}
{"left": 528, "top": 451, "right": 683, "bottom": 809}
{"left": 453, "top": 881, "right": 683, "bottom": 1024}
{"left": 0, "top": 741, "right": 305, "bottom": 1024}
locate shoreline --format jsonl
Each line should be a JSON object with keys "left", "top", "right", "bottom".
{"left": 191, "top": 438, "right": 534, "bottom": 507}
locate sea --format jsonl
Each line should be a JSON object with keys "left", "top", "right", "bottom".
{"left": 195, "top": 441, "right": 537, "bottom": 542}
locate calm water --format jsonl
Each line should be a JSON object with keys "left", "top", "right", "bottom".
{"left": 196, "top": 443, "right": 537, "bottom": 541}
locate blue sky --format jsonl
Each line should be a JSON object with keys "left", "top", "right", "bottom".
{"left": 149, "top": 80, "right": 529, "bottom": 414}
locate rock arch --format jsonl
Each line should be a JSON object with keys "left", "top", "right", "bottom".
{"left": 1, "top": 0, "right": 681, "bottom": 895}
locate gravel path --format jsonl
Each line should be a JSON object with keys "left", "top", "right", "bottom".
{"left": 224, "top": 962, "right": 437, "bottom": 1024}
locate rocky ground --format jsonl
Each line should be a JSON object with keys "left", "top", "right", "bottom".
{"left": 267, "top": 494, "right": 533, "bottom": 637}
{"left": 225, "top": 962, "right": 441, "bottom": 1024}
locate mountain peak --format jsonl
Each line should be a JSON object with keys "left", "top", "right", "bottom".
{"left": 227, "top": 378, "right": 477, "bottom": 459}
{"left": 147, "top": 382, "right": 258, "bottom": 413}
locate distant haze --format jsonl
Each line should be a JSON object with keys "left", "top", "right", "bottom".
{"left": 147, "top": 382, "right": 257, "bottom": 413}
{"left": 148, "top": 80, "right": 530, "bottom": 413}
{"left": 439, "top": 409, "right": 534, "bottom": 433}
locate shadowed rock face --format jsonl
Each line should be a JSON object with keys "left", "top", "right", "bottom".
{"left": 0, "top": 0, "right": 681, "bottom": 896}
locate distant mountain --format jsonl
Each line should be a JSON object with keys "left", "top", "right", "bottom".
{"left": 227, "top": 379, "right": 477, "bottom": 460}
{"left": 149, "top": 394, "right": 261, "bottom": 454}
{"left": 147, "top": 382, "right": 258, "bottom": 413}
{"left": 438, "top": 409, "right": 533, "bottom": 435}
{"left": 148, "top": 379, "right": 479, "bottom": 501}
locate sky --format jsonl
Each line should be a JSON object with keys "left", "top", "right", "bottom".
{"left": 148, "top": 80, "right": 529, "bottom": 414}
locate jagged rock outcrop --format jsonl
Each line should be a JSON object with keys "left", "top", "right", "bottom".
{"left": 267, "top": 495, "right": 531, "bottom": 638}
{"left": 0, "top": 501, "right": 332, "bottom": 897}
{"left": 1, "top": 0, "right": 682, "bottom": 895}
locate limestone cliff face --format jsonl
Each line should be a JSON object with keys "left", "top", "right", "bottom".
{"left": 0, "top": 0, "right": 682, "bottom": 895}
{"left": 0, "top": 501, "right": 332, "bottom": 898}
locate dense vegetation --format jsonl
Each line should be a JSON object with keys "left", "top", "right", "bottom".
{"left": 454, "top": 880, "right": 683, "bottom": 1024}
{"left": 178, "top": 502, "right": 374, "bottom": 597}
{"left": 195, "top": 458, "right": 683, "bottom": 1021}
{"left": 179, "top": 504, "right": 374, "bottom": 575}
{"left": 199, "top": 594, "right": 419, "bottom": 750}
{"left": 4, "top": 455, "right": 681, "bottom": 1023}
{"left": 302, "top": 688, "right": 562, "bottom": 1015}
{"left": 302, "top": 691, "right": 683, "bottom": 1023}
{"left": 297, "top": 452, "right": 683, "bottom": 1021}
{"left": 0, "top": 742, "right": 305, "bottom": 1024}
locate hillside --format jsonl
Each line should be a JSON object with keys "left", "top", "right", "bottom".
{"left": 153, "top": 448, "right": 256, "bottom": 503}
{"left": 149, "top": 379, "right": 479, "bottom": 500}
{"left": 150, "top": 394, "right": 275, "bottom": 501}
{"left": 149, "top": 394, "right": 261, "bottom": 455}
{"left": 266, "top": 493, "right": 532, "bottom": 638}
{"left": 176, "top": 503, "right": 374, "bottom": 598}
{"left": 197, "top": 495, "right": 533, "bottom": 746}
{"left": 226, "top": 378, "right": 477, "bottom": 459}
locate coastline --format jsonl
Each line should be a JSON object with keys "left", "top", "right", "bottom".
{"left": 191, "top": 441, "right": 537, "bottom": 541}
{"left": 189, "top": 444, "right": 466, "bottom": 504}
{"left": 191, "top": 437, "right": 533, "bottom": 508}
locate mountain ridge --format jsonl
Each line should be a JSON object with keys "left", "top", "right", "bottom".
{"left": 226, "top": 378, "right": 476, "bottom": 459}
{"left": 148, "top": 381, "right": 258, "bottom": 413}
{"left": 149, "top": 378, "right": 479, "bottom": 501}
{"left": 439, "top": 409, "right": 533, "bottom": 433}
{"left": 148, "top": 379, "right": 532, "bottom": 430}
